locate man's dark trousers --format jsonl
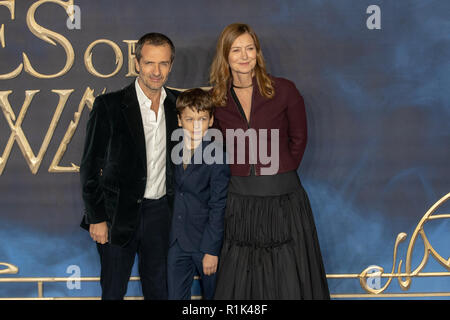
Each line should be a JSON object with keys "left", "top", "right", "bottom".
{"left": 96, "top": 196, "right": 170, "bottom": 300}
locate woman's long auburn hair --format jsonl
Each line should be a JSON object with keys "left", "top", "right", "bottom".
{"left": 209, "top": 23, "right": 274, "bottom": 107}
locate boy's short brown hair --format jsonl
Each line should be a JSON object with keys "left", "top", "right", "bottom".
{"left": 176, "top": 88, "right": 214, "bottom": 117}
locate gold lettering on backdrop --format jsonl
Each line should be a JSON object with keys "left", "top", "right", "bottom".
{"left": 49, "top": 87, "right": 106, "bottom": 172}
{"left": 0, "top": 0, "right": 14, "bottom": 48}
{"left": 23, "top": 0, "right": 75, "bottom": 79}
{"left": 0, "top": 23, "right": 3, "bottom": 47}
{"left": 0, "top": 2, "right": 180, "bottom": 174}
{"left": 123, "top": 40, "right": 138, "bottom": 77}
{"left": 0, "top": 0, "right": 23, "bottom": 80}
{"left": 358, "top": 192, "right": 450, "bottom": 294}
{"left": 84, "top": 39, "right": 123, "bottom": 78}
{"left": 0, "top": 262, "right": 18, "bottom": 274}
{"left": 0, "top": 89, "right": 73, "bottom": 175}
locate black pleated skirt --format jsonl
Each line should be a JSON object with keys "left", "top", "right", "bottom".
{"left": 214, "top": 171, "right": 330, "bottom": 300}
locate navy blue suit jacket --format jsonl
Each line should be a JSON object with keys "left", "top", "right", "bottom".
{"left": 169, "top": 138, "right": 230, "bottom": 257}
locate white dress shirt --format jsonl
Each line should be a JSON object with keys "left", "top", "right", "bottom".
{"left": 135, "top": 79, "right": 167, "bottom": 199}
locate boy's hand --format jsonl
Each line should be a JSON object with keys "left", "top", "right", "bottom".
{"left": 202, "top": 254, "right": 218, "bottom": 276}
{"left": 89, "top": 221, "right": 108, "bottom": 244}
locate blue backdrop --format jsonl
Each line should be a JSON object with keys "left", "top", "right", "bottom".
{"left": 0, "top": 0, "right": 449, "bottom": 299}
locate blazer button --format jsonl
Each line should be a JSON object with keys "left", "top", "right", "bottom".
{"left": 137, "top": 199, "right": 142, "bottom": 204}
{"left": 141, "top": 177, "right": 146, "bottom": 181}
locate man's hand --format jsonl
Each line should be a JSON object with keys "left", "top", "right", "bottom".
{"left": 202, "top": 254, "right": 218, "bottom": 276}
{"left": 89, "top": 221, "right": 108, "bottom": 244}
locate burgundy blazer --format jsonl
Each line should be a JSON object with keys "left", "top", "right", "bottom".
{"left": 213, "top": 75, "right": 307, "bottom": 176}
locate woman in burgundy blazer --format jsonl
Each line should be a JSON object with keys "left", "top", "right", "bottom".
{"left": 210, "top": 23, "right": 330, "bottom": 300}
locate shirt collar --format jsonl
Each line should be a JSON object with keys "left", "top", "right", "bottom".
{"left": 135, "top": 78, "right": 167, "bottom": 109}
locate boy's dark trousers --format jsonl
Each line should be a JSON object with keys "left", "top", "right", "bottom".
{"left": 96, "top": 196, "right": 170, "bottom": 300}
{"left": 167, "top": 240, "right": 217, "bottom": 300}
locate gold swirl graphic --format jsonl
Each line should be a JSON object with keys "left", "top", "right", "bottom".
{"left": 0, "top": 262, "right": 18, "bottom": 274}
{"left": 359, "top": 192, "right": 450, "bottom": 294}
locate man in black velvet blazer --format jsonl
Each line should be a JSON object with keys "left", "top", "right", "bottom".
{"left": 80, "top": 33, "right": 179, "bottom": 300}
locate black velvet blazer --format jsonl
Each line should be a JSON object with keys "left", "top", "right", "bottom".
{"left": 79, "top": 82, "right": 180, "bottom": 247}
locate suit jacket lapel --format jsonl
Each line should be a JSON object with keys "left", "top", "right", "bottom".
{"left": 178, "top": 150, "right": 197, "bottom": 187}
{"left": 121, "top": 83, "right": 147, "bottom": 167}
{"left": 120, "top": 84, "right": 179, "bottom": 187}
{"left": 164, "top": 87, "right": 179, "bottom": 197}
{"left": 178, "top": 140, "right": 211, "bottom": 187}
{"left": 164, "top": 87, "right": 179, "bottom": 150}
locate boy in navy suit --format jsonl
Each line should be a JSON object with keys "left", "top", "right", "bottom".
{"left": 167, "top": 88, "right": 230, "bottom": 300}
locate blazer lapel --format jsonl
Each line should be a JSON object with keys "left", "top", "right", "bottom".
{"left": 164, "top": 87, "right": 179, "bottom": 197}
{"left": 178, "top": 147, "right": 195, "bottom": 187}
{"left": 164, "top": 87, "right": 179, "bottom": 151}
{"left": 121, "top": 83, "right": 147, "bottom": 167}
{"left": 120, "top": 85, "right": 179, "bottom": 185}
{"left": 178, "top": 139, "right": 211, "bottom": 187}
